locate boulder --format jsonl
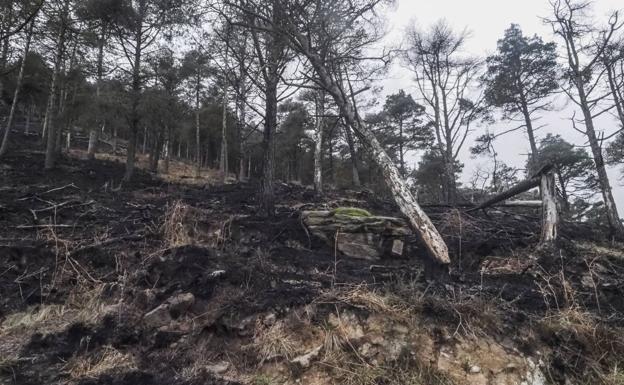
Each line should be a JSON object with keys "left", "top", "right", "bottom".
{"left": 301, "top": 209, "right": 413, "bottom": 260}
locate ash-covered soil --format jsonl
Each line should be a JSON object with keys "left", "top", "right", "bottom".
{"left": 1, "top": 135, "right": 624, "bottom": 385}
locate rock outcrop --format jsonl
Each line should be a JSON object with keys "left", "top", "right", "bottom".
{"left": 301, "top": 209, "right": 413, "bottom": 260}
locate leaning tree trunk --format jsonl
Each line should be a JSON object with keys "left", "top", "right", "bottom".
{"left": 313, "top": 91, "right": 325, "bottom": 193}
{"left": 0, "top": 18, "right": 34, "bottom": 158}
{"left": 520, "top": 100, "right": 539, "bottom": 172}
{"left": 293, "top": 34, "right": 450, "bottom": 265}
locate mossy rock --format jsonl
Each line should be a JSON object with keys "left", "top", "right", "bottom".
{"left": 331, "top": 207, "right": 372, "bottom": 217}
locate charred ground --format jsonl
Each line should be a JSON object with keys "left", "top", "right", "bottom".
{"left": 1, "top": 135, "right": 624, "bottom": 385}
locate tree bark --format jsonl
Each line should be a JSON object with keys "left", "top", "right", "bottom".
{"left": 195, "top": 72, "right": 202, "bottom": 178}
{"left": 220, "top": 80, "right": 228, "bottom": 183}
{"left": 540, "top": 172, "right": 559, "bottom": 244}
{"left": 87, "top": 24, "right": 107, "bottom": 160}
{"left": 162, "top": 126, "right": 171, "bottom": 174}
{"left": 469, "top": 175, "right": 541, "bottom": 212}
{"left": 124, "top": 8, "right": 144, "bottom": 182}
{"left": 520, "top": 100, "right": 539, "bottom": 171}
{"left": 314, "top": 91, "right": 325, "bottom": 193}
{"left": 576, "top": 74, "right": 624, "bottom": 237}
{"left": 0, "top": 18, "right": 34, "bottom": 158}
{"left": 343, "top": 122, "right": 361, "bottom": 187}
{"left": 44, "top": 1, "right": 69, "bottom": 170}
{"left": 261, "top": 77, "right": 277, "bottom": 216}
{"left": 399, "top": 119, "right": 405, "bottom": 176}
{"left": 236, "top": 95, "right": 246, "bottom": 181}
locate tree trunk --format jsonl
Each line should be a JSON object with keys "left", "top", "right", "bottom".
{"left": 294, "top": 35, "right": 450, "bottom": 265}
{"left": 220, "top": 80, "right": 228, "bottom": 183}
{"left": 44, "top": 2, "right": 69, "bottom": 170}
{"left": 576, "top": 75, "right": 624, "bottom": 238}
{"left": 87, "top": 25, "right": 106, "bottom": 160}
{"left": 195, "top": 74, "right": 201, "bottom": 178}
{"left": 314, "top": 91, "right": 325, "bottom": 193}
{"left": 540, "top": 172, "right": 559, "bottom": 244}
{"left": 0, "top": 3, "right": 14, "bottom": 111}
{"left": 25, "top": 103, "right": 32, "bottom": 133}
{"left": 399, "top": 119, "right": 405, "bottom": 176}
{"left": 557, "top": 171, "right": 570, "bottom": 214}
{"left": 343, "top": 122, "right": 361, "bottom": 187}
{"left": 605, "top": 62, "right": 624, "bottom": 128}
{"left": 112, "top": 126, "right": 118, "bottom": 153}
{"left": 261, "top": 77, "right": 277, "bottom": 216}
{"left": 162, "top": 126, "right": 171, "bottom": 174}
{"left": 0, "top": 18, "right": 34, "bottom": 158}
{"left": 148, "top": 130, "right": 161, "bottom": 173}
{"left": 236, "top": 95, "right": 246, "bottom": 181}
{"left": 520, "top": 101, "right": 539, "bottom": 171}
{"left": 124, "top": 17, "right": 144, "bottom": 182}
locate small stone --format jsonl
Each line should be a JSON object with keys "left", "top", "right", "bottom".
{"left": 168, "top": 293, "right": 195, "bottom": 318}
{"left": 290, "top": 345, "right": 323, "bottom": 369}
{"left": 263, "top": 313, "right": 277, "bottom": 326}
{"left": 136, "top": 289, "right": 158, "bottom": 309}
{"left": 209, "top": 270, "right": 226, "bottom": 278}
{"left": 205, "top": 361, "right": 229, "bottom": 375}
{"left": 144, "top": 304, "right": 172, "bottom": 328}
{"left": 392, "top": 324, "right": 409, "bottom": 335}
{"left": 470, "top": 365, "right": 481, "bottom": 374}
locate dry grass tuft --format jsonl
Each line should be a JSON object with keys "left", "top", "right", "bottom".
{"left": 318, "top": 285, "right": 410, "bottom": 322}
{"left": 162, "top": 200, "right": 199, "bottom": 247}
{"left": 322, "top": 352, "right": 454, "bottom": 385}
{"left": 252, "top": 321, "right": 298, "bottom": 363}
{"left": 540, "top": 307, "right": 624, "bottom": 384}
{"left": 64, "top": 345, "right": 137, "bottom": 380}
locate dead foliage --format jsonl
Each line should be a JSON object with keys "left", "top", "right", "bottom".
{"left": 162, "top": 200, "right": 200, "bottom": 247}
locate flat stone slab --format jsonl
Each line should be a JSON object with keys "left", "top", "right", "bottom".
{"left": 301, "top": 210, "right": 412, "bottom": 260}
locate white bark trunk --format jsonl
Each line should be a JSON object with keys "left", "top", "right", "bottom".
{"left": 314, "top": 91, "right": 324, "bottom": 193}
{"left": 540, "top": 172, "right": 559, "bottom": 244}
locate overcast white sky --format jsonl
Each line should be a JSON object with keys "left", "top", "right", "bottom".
{"left": 380, "top": 0, "right": 624, "bottom": 213}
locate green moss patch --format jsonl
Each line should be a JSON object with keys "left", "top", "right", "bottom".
{"left": 331, "top": 207, "right": 372, "bottom": 217}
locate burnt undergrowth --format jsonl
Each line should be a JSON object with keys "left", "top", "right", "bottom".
{"left": 1, "top": 138, "right": 623, "bottom": 384}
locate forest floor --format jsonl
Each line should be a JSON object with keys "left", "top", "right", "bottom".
{"left": 1, "top": 132, "right": 624, "bottom": 385}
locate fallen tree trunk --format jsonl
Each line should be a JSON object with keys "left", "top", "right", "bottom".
{"left": 468, "top": 176, "right": 541, "bottom": 213}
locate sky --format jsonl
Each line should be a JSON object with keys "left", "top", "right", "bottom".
{"left": 380, "top": 0, "right": 624, "bottom": 213}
